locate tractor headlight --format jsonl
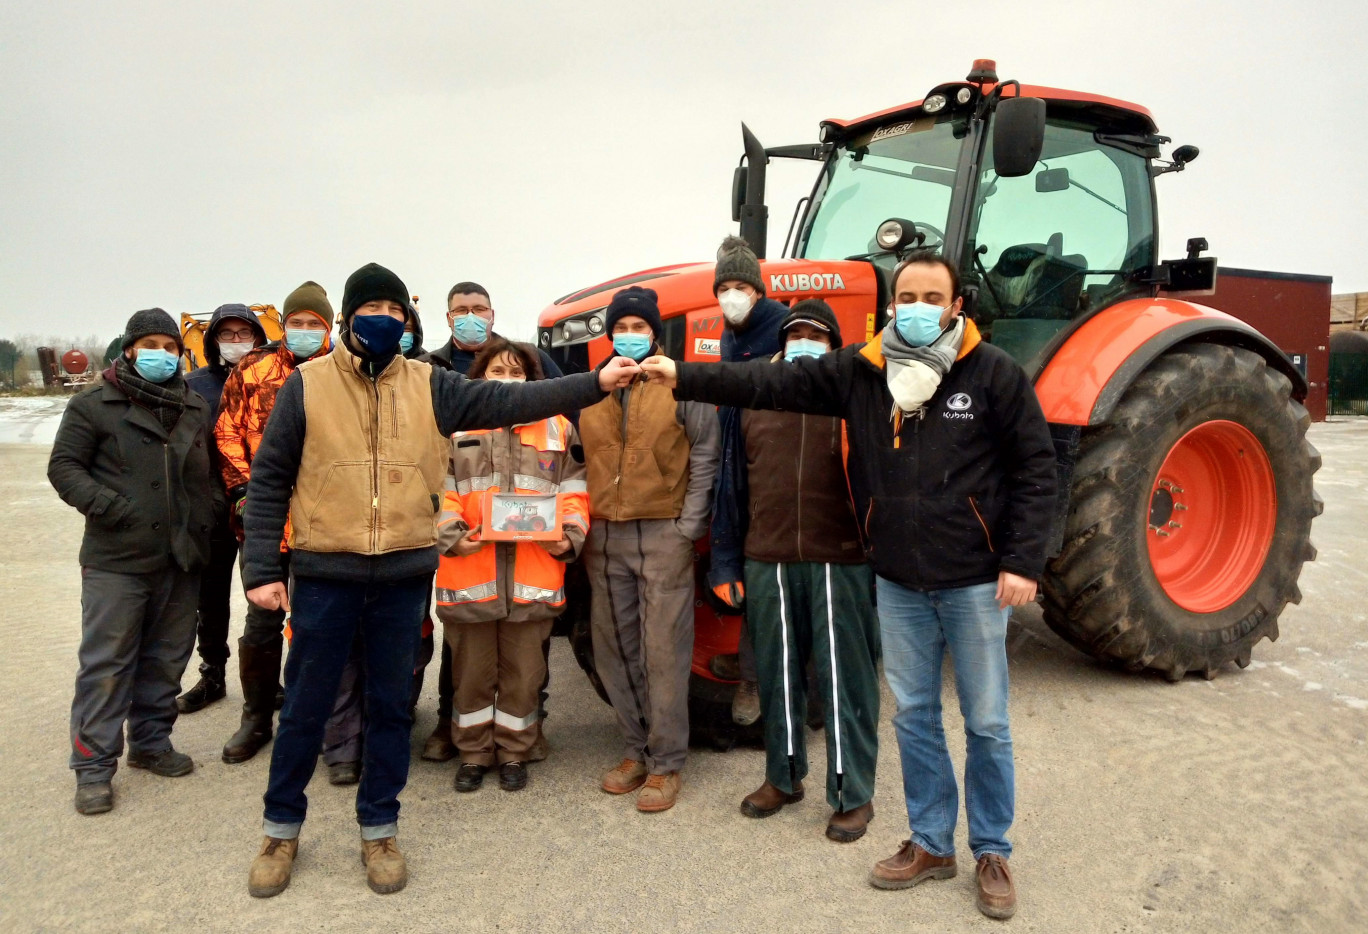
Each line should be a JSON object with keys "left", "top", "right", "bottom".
{"left": 923, "top": 93, "right": 947, "bottom": 114}
{"left": 876, "top": 219, "right": 907, "bottom": 250}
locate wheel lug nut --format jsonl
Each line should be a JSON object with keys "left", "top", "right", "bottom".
{"left": 1168, "top": 521, "right": 1181, "bottom": 529}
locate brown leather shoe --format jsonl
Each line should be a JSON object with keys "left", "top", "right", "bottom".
{"left": 826, "top": 802, "right": 874, "bottom": 842}
{"left": 975, "top": 853, "right": 1017, "bottom": 919}
{"left": 361, "top": 837, "right": 408, "bottom": 895}
{"left": 636, "top": 772, "right": 682, "bottom": 812}
{"left": 420, "top": 719, "right": 456, "bottom": 762}
{"left": 248, "top": 836, "right": 298, "bottom": 898}
{"left": 601, "top": 758, "right": 648, "bottom": 795}
{"left": 740, "top": 780, "right": 804, "bottom": 818}
{"left": 869, "top": 840, "right": 957, "bottom": 890}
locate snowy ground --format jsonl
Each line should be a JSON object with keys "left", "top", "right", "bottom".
{"left": 0, "top": 396, "right": 68, "bottom": 445}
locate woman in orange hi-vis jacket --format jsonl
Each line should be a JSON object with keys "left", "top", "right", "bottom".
{"left": 435, "top": 338, "right": 589, "bottom": 794}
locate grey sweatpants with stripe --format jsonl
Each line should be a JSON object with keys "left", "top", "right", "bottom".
{"left": 586, "top": 518, "right": 696, "bottom": 776}
{"left": 69, "top": 567, "right": 199, "bottom": 783}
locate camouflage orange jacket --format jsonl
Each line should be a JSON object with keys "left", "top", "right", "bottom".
{"left": 214, "top": 340, "right": 329, "bottom": 496}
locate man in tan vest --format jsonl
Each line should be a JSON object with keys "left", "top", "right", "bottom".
{"left": 239, "top": 263, "right": 641, "bottom": 897}
{"left": 580, "top": 286, "right": 719, "bottom": 813}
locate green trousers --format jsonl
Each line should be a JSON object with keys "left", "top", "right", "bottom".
{"left": 745, "top": 559, "right": 880, "bottom": 811}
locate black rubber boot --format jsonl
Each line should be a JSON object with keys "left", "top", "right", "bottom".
{"left": 223, "top": 637, "right": 282, "bottom": 764}
{"left": 177, "top": 663, "right": 227, "bottom": 714}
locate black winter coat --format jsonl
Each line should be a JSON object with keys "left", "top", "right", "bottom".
{"left": 47, "top": 378, "right": 225, "bottom": 574}
{"left": 675, "top": 324, "right": 1058, "bottom": 591}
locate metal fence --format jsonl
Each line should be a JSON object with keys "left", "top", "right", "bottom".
{"left": 1329, "top": 354, "right": 1368, "bottom": 416}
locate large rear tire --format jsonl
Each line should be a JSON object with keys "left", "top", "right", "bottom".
{"left": 1042, "top": 343, "right": 1322, "bottom": 680}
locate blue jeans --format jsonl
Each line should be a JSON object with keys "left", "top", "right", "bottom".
{"left": 262, "top": 575, "right": 428, "bottom": 841}
{"left": 876, "top": 577, "right": 1013, "bottom": 860}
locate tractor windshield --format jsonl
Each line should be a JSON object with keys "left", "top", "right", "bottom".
{"left": 798, "top": 113, "right": 964, "bottom": 260}
{"left": 964, "top": 116, "right": 1156, "bottom": 368}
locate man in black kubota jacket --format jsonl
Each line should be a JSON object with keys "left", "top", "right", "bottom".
{"left": 240, "top": 262, "right": 639, "bottom": 899}
{"left": 642, "top": 253, "right": 1056, "bottom": 922}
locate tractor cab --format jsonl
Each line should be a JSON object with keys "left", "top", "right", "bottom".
{"left": 783, "top": 60, "right": 1205, "bottom": 374}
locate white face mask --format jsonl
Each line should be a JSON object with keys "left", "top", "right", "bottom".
{"left": 219, "top": 342, "right": 253, "bottom": 365}
{"left": 718, "top": 288, "right": 754, "bottom": 326}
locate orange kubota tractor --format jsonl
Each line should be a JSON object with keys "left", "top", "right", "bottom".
{"left": 541, "top": 60, "right": 1321, "bottom": 730}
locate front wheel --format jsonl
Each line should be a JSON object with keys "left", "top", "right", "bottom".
{"left": 1042, "top": 343, "right": 1322, "bottom": 680}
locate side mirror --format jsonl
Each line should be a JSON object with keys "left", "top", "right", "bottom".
{"left": 992, "top": 97, "right": 1046, "bottom": 178}
{"left": 1034, "top": 167, "right": 1070, "bottom": 193}
{"left": 731, "top": 165, "right": 746, "bottom": 223}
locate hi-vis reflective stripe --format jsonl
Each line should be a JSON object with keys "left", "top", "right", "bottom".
{"left": 436, "top": 582, "right": 498, "bottom": 603}
{"left": 457, "top": 705, "right": 494, "bottom": 728}
{"left": 544, "top": 417, "right": 564, "bottom": 450}
{"left": 493, "top": 708, "right": 539, "bottom": 732}
{"left": 563, "top": 512, "right": 588, "bottom": 532}
{"left": 560, "top": 478, "right": 588, "bottom": 493}
{"left": 455, "top": 474, "right": 503, "bottom": 496}
{"left": 512, "top": 582, "right": 564, "bottom": 603}
{"left": 512, "top": 473, "right": 557, "bottom": 494}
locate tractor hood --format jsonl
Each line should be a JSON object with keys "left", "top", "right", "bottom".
{"left": 537, "top": 257, "right": 880, "bottom": 362}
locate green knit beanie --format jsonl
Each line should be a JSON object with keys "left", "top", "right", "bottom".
{"left": 282, "top": 281, "right": 334, "bottom": 329}
{"left": 713, "top": 235, "right": 765, "bottom": 295}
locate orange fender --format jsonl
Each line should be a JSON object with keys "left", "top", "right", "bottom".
{"left": 1032, "top": 298, "right": 1306, "bottom": 427}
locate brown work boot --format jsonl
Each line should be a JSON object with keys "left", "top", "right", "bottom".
{"left": 601, "top": 758, "right": 648, "bottom": 795}
{"left": 731, "top": 680, "right": 761, "bottom": 726}
{"left": 975, "top": 853, "right": 1017, "bottom": 919}
{"left": 826, "top": 802, "right": 874, "bottom": 843}
{"left": 740, "top": 779, "right": 804, "bottom": 818}
{"left": 361, "top": 837, "right": 408, "bottom": 895}
{"left": 527, "top": 730, "right": 549, "bottom": 763}
{"left": 247, "top": 836, "right": 298, "bottom": 898}
{"left": 869, "top": 840, "right": 957, "bottom": 890}
{"left": 636, "top": 772, "right": 682, "bottom": 812}
{"left": 420, "top": 718, "right": 456, "bottom": 762}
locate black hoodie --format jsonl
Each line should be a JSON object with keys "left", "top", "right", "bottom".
{"left": 186, "top": 304, "right": 268, "bottom": 423}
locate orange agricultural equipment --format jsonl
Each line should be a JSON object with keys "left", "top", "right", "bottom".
{"left": 541, "top": 60, "right": 1321, "bottom": 726}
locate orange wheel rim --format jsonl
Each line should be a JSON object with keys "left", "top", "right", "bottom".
{"left": 1146, "top": 420, "right": 1277, "bottom": 614}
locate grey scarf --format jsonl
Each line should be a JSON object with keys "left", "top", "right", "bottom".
{"left": 881, "top": 315, "right": 966, "bottom": 419}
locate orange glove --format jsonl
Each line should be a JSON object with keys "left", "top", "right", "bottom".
{"left": 712, "top": 581, "right": 745, "bottom": 608}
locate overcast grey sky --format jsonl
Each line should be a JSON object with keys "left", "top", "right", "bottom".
{"left": 2, "top": 0, "right": 1364, "bottom": 347}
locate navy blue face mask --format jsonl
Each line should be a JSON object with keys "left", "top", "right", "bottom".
{"left": 350, "top": 312, "right": 406, "bottom": 356}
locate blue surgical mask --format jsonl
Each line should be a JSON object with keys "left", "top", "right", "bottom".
{"left": 399, "top": 333, "right": 416, "bottom": 354}
{"left": 784, "top": 338, "right": 827, "bottom": 361}
{"left": 612, "top": 333, "right": 652, "bottom": 361}
{"left": 132, "top": 348, "right": 180, "bottom": 383}
{"left": 351, "top": 312, "right": 406, "bottom": 356}
{"left": 451, "top": 313, "right": 489, "bottom": 346}
{"left": 892, "top": 302, "right": 948, "bottom": 347}
{"left": 285, "top": 328, "right": 326, "bottom": 359}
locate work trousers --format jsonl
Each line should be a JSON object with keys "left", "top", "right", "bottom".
{"left": 262, "top": 574, "right": 427, "bottom": 841}
{"left": 194, "top": 526, "right": 238, "bottom": 668}
{"left": 447, "top": 618, "right": 554, "bottom": 766}
{"left": 746, "top": 560, "right": 879, "bottom": 811}
{"left": 322, "top": 637, "right": 364, "bottom": 767}
{"left": 586, "top": 518, "right": 695, "bottom": 775}
{"left": 241, "top": 550, "right": 290, "bottom": 648}
{"left": 70, "top": 566, "right": 199, "bottom": 784}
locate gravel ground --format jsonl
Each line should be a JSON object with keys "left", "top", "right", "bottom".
{"left": 0, "top": 421, "right": 1365, "bottom": 933}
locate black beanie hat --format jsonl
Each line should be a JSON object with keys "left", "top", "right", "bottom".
{"left": 341, "top": 263, "right": 410, "bottom": 322}
{"left": 121, "top": 308, "right": 183, "bottom": 352}
{"left": 605, "top": 286, "right": 662, "bottom": 339}
{"left": 713, "top": 234, "right": 765, "bottom": 295}
{"left": 781, "top": 299, "right": 843, "bottom": 349}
